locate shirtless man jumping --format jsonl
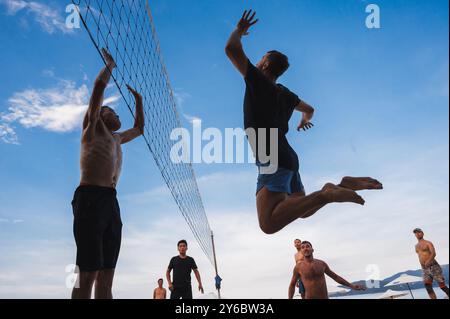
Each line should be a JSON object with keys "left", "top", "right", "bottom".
{"left": 71, "top": 48, "right": 144, "bottom": 299}
{"left": 414, "top": 228, "right": 449, "bottom": 299}
{"left": 288, "top": 241, "right": 365, "bottom": 299}
{"left": 225, "top": 10, "right": 383, "bottom": 235}
{"left": 294, "top": 239, "right": 306, "bottom": 299}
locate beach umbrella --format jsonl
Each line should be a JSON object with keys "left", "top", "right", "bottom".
{"left": 385, "top": 274, "right": 423, "bottom": 299}
{"left": 379, "top": 289, "right": 409, "bottom": 299}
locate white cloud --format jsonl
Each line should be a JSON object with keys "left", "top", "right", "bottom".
{"left": 0, "top": 0, "right": 72, "bottom": 34}
{"left": 0, "top": 123, "right": 19, "bottom": 144}
{"left": 1, "top": 79, "right": 120, "bottom": 143}
{"left": 174, "top": 89, "right": 202, "bottom": 124}
{"left": 41, "top": 69, "right": 55, "bottom": 78}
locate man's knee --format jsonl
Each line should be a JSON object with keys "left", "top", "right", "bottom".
{"left": 96, "top": 270, "right": 115, "bottom": 289}
{"left": 78, "top": 271, "right": 98, "bottom": 286}
{"left": 259, "top": 222, "right": 277, "bottom": 235}
{"left": 439, "top": 282, "right": 447, "bottom": 289}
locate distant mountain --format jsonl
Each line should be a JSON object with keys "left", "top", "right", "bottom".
{"left": 329, "top": 264, "right": 449, "bottom": 297}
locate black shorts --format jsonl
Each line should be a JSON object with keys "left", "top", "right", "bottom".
{"left": 170, "top": 286, "right": 193, "bottom": 300}
{"left": 72, "top": 186, "right": 122, "bottom": 272}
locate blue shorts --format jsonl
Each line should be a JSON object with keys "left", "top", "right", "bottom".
{"left": 298, "top": 279, "right": 306, "bottom": 294}
{"left": 256, "top": 166, "right": 305, "bottom": 195}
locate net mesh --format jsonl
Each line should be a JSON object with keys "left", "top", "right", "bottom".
{"left": 72, "top": 0, "right": 214, "bottom": 264}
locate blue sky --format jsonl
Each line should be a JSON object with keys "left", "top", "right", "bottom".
{"left": 0, "top": 0, "right": 448, "bottom": 298}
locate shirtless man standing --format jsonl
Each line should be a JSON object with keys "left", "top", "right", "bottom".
{"left": 153, "top": 279, "right": 167, "bottom": 299}
{"left": 294, "top": 239, "right": 306, "bottom": 299}
{"left": 414, "top": 228, "right": 449, "bottom": 299}
{"left": 71, "top": 48, "right": 144, "bottom": 299}
{"left": 288, "top": 241, "right": 365, "bottom": 299}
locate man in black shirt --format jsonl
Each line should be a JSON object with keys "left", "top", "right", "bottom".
{"left": 166, "top": 240, "right": 204, "bottom": 299}
{"left": 225, "top": 10, "right": 383, "bottom": 235}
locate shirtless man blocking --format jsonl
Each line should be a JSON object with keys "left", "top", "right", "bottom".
{"left": 71, "top": 48, "right": 144, "bottom": 299}
{"left": 414, "top": 228, "right": 449, "bottom": 299}
{"left": 153, "top": 279, "right": 167, "bottom": 299}
{"left": 225, "top": 10, "right": 383, "bottom": 235}
{"left": 294, "top": 239, "right": 306, "bottom": 299}
{"left": 288, "top": 241, "right": 365, "bottom": 299}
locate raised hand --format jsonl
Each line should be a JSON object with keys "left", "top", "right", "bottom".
{"left": 126, "top": 84, "right": 142, "bottom": 100}
{"left": 101, "top": 48, "right": 117, "bottom": 69}
{"left": 237, "top": 10, "right": 259, "bottom": 36}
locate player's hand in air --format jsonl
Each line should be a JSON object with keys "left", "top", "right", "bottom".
{"left": 237, "top": 10, "right": 259, "bottom": 36}
{"left": 101, "top": 48, "right": 117, "bottom": 69}
{"left": 126, "top": 84, "right": 142, "bottom": 100}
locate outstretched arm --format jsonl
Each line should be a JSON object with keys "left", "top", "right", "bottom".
{"left": 193, "top": 269, "right": 204, "bottom": 294}
{"left": 83, "top": 48, "right": 116, "bottom": 134}
{"left": 324, "top": 263, "right": 366, "bottom": 291}
{"left": 296, "top": 100, "right": 315, "bottom": 132}
{"left": 119, "top": 85, "right": 145, "bottom": 144}
{"left": 288, "top": 267, "right": 300, "bottom": 299}
{"left": 225, "top": 10, "right": 259, "bottom": 76}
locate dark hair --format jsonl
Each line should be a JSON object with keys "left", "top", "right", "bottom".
{"left": 266, "top": 50, "right": 290, "bottom": 78}
{"left": 158, "top": 278, "right": 163, "bottom": 282}
{"left": 178, "top": 240, "right": 188, "bottom": 247}
{"left": 294, "top": 239, "right": 301, "bottom": 242}
{"left": 301, "top": 241, "right": 313, "bottom": 248}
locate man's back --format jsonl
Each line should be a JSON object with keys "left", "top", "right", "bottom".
{"left": 244, "top": 61, "right": 301, "bottom": 171}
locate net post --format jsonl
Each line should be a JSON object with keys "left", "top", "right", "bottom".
{"left": 211, "top": 231, "right": 221, "bottom": 299}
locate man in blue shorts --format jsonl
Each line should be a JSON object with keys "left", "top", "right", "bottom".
{"left": 225, "top": 10, "right": 383, "bottom": 234}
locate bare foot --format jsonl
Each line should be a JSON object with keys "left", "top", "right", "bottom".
{"left": 322, "top": 183, "right": 365, "bottom": 205}
{"left": 339, "top": 177, "right": 383, "bottom": 191}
